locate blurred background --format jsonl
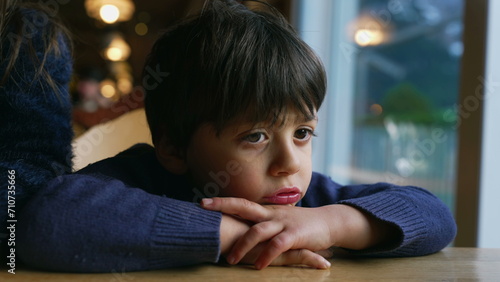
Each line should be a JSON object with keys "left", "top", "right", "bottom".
{"left": 54, "top": 0, "right": 497, "bottom": 248}
{"left": 63, "top": 0, "right": 292, "bottom": 134}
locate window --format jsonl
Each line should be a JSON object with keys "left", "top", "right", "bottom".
{"left": 297, "top": 0, "right": 500, "bottom": 247}
{"left": 298, "top": 0, "right": 463, "bottom": 211}
{"left": 295, "top": 0, "right": 478, "bottom": 243}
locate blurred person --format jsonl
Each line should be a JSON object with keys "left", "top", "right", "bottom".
{"left": 0, "top": 0, "right": 73, "bottom": 256}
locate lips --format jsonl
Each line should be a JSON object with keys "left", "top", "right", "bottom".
{"left": 264, "top": 187, "right": 301, "bottom": 205}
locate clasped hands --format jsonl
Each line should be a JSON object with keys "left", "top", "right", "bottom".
{"left": 201, "top": 197, "right": 384, "bottom": 270}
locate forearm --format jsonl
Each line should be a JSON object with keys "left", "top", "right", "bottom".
{"left": 338, "top": 185, "right": 457, "bottom": 256}
{"left": 17, "top": 174, "right": 222, "bottom": 272}
{"left": 322, "top": 204, "right": 400, "bottom": 250}
{"left": 304, "top": 175, "right": 456, "bottom": 256}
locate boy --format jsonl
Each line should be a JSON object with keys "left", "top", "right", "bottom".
{"left": 17, "top": 0, "right": 456, "bottom": 272}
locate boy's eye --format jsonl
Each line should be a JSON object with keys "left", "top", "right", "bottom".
{"left": 294, "top": 128, "right": 315, "bottom": 140}
{"left": 243, "top": 132, "right": 266, "bottom": 143}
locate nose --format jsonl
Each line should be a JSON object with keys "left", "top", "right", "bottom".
{"left": 268, "top": 140, "right": 301, "bottom": 177}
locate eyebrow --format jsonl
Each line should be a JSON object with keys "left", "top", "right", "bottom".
{"left": 276, "top": 114, "right": 318, "bottom": 128}
{"left": 223, "top": 114, "right": 318, "bottom": 136}
{"left": 294, "top": 114, "right": 318, "bottom": 124}
{"left": 303, "top": 115, "right": 318, "bottom": 122}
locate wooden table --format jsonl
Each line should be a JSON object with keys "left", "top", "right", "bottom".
{"left": 1, "top": 248, "right": 499, "bottom": 281}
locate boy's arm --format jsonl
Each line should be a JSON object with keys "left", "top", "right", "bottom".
{"left": 17, "top": 173, "right": 330, "bottom": 272}
{"left": 326, "top": 182, "right": 457, "bottom": 256}
{"left": 302, "top": 175, "right": 457, "bottom": 256}
{"left": 204, "top": 197, "right": 398, "bottom": 269}
{"left": 202, "top": 177, "right": 457, "bottom": 269}
{"left": 17, "top": 174, "right": 222, "bottom": 272}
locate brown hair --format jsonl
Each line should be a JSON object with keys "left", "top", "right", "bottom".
{"left": 143, "top": 0, "right": 327, "bottom": 148}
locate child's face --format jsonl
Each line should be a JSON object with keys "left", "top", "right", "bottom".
{"left": 185, "top": 109, "right": 317, "bottom": 205}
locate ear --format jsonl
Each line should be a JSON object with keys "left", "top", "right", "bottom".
{"left": 155, "top": 137, "right": 188, "bottom": 175}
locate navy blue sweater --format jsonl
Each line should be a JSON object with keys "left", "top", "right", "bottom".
{"left": 17, "top": 144, "right": 456, "bottom": 272}
{"left": 0, "top": 8, "right": 73, "bottom": 238}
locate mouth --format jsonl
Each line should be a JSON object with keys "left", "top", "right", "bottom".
{"left": 263, "top": 187, "right": 301, "bottom": 205}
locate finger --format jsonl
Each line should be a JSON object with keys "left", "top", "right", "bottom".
{"left": 267, "top": 249, "right": 331, "bottom": 270}
{"left": 254, "top": 232, "right": 296, "bottom": 269}
{"left": 254, "top": 232, "right": 334, "bottom": 268}
{"left": 201, "top": 197, "right": 269, "bottom": 222}
{"left": 227, "top": 221, "right": 284, "bottom": 265}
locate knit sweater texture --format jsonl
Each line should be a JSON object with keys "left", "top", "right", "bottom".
{"left": 0, "top": 8, "right": 73, "bottom": 233}
{"left": 17, "top": 144, "right": 457, "bottom": 272}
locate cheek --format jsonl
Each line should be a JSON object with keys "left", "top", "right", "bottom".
{"left": 301, "top": 151, "right": 313, "bottom": 186}
{"left": 218, "top": 163, "right": 263, "bottom": 200}
{"left": 300, "top": 169, "right": 313, "bottom": 191}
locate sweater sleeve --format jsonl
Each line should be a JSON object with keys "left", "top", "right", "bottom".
{"left": 301, "top": 173, "right": 457, "bottom": 257}
{"left": 16, "top": 174, "right": 222, "bottom": 272}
